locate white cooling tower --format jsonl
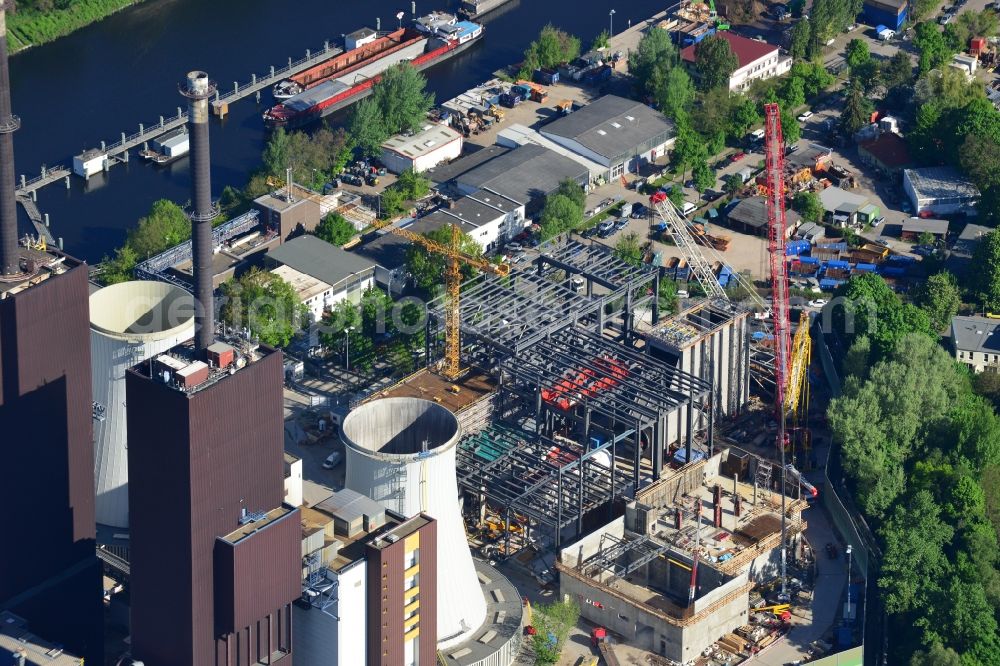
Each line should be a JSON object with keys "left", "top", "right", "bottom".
{"left": 342, "top": 397, "right": 487, "bottom": 649}
{"left": 90, "top": 281, "right": 194, "bottom": 529}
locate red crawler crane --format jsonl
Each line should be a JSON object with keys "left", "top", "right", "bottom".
{"left": 764, "top": 103, "right": 791, "bottom": 408}
{"left": 764, "top": 102, "right": 792, "bottom": 599}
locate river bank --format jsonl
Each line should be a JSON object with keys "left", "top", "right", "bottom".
{"left": 8, "top": 0, "right": 143, "bottom": 53}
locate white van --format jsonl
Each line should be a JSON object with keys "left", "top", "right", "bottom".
{"left": 681, "top": 201, "right": 697, "bottom": 217}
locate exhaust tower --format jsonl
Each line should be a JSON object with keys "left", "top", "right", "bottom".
{"left": 180, "top": 70, "right": 218, "bottom": 351}
{"left": 0, "top": 4, "right": 21, "bottom": 277}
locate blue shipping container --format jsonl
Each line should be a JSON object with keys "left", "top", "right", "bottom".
{"left": 786, "top": 240, "right": 811, "bottom": 256}
{"left": 798, "top": 256, "right": 821, "bottom": 265}
{"left": 820, "top": 278, "right": 843, "bottom": 290}
{"left": 880, "top": 266, "right": 906, "bottom": 277}
{"left": 855, "top": 263, "right": 877, "bottom": 272}
{"left": 827, "top": 260, "right": 851, "bottom": 270}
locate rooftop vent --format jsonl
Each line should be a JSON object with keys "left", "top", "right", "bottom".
{"left": 611, "top": 122, "right": 622, "bottom": 129}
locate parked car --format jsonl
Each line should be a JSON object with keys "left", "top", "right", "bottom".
{"left": 730, "top": 151, "right": 746, "bottom": 162}
{"left": 323, "top": 451, "right": 343, "bottom": 469}
{"left": 597, "top": 219, "right": 615, "bottom": 238}
{"left": 614, "top": 217, "right": 630, "bottom": 231}
{"left": 506, "top": 242, "right": 523, "bottom": 253}
{"left": 581, "top": 226, "right": 598, "bottom": 239}
{"left": 808, "top": 299, "right": 829, "bottom": 308}
{"left": 631, "top": 203, "right": 647, "bottom": 218}
{"left": 341, "top": 173, "right": 363, "bottom": 186}
{"left": 797, "top": 110, "right": 813, "bottom": 122}
{"left": 677, "top": 290, "right": 690, "bottom": 298}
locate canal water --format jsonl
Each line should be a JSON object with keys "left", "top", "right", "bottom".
{"left": 12, "top": 0, "right": 663, "bottom": 261}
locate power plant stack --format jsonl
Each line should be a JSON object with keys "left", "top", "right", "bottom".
{"left": 0, "top": 4, "right": 20, "bottom": 278}
{"left": 342, "top": 397, "right": 488, "bottom": 649}
{"left": 90, "top": 282, "right": 194, "bottom": 532}
{"left": 180, "top": 70, "right": 218, "bottom": 351}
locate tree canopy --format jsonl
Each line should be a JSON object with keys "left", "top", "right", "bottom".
{"left": 914, "top": 271, "right": 961, "bottom": 331}
{"left": 405, "top": 224, "right": 482, "bottom": 297}
{"left": 793, "top": 190, "right": 823, "bottom": 223}
{"left": 832, "top": 273, "right": 932, "bottom": 356}
{"left": 314, "top": 212, "right": 357, "bottom": 246}
{"left": 520, "top": 24, "right": 581, "bottom": 78}
{"left": 628, "top": 27, "right": 677, "bottom": 101}
{"left": 261, "top": 125, "right": 351, "bottom": 186}
{"left": 539, "top": 180, "right": 585, "bottom": 241}
{"left": 219, "top": 268, "right": 307, "bottom": 347}
{"left": 348, "top": 64, "right": 434, "bottom": 156}
{"left": 694, "top": 35, "right": 739, "bottom": 91}
{"left": 971, "top": 228, "right": 1000, "bottom": 311}
{"left": 614, "top": 232, "right": 644, "bottom": 266}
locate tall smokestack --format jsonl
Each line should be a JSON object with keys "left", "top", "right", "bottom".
{"left": 0, "top": 5, "right": 22, "bottom": 277}
{"left": 181, "top": 71, "right": 217, "bottom": 351}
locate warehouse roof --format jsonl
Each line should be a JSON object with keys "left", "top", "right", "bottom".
{"left": 901, "top": 217, "right": 948, "bottom": 236}
{"left": 819, "top": 186, "right": 868, "bottom": 214}
{"left": 266, "top": 235, "right": 375, "bottom": 288}
{"left": 382, "top": 124, "right": 462, "bottom": 159}
{"left": 355, "top": 231, "right": 411, "bottom": 271}
{"left": 727, "top": 196, "right": 801, "bottom": 230}
{"left": 952, "top": 316, "right": 1000, "bottom": 354}
{"left": 451, "top": 143, "right": 589, "bottom": 205}
{"left": 904, "top": 167, "right": 981, "bottom": 202}
{"left": 540, "top": 95, "right": 676, "bottom": 161}
{"left": 681, "top": 32, "right": 779, "bottom": 69}
{"left": 423, "top": 195, "right": 507, "bottom": 230}
{"left": 787, "top": 143, "right": 833, "bottom": 170}
{"left": 952, "top": 222, "right": 991, "bottom": 259}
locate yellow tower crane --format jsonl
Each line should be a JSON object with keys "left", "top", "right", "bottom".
{"left": 783, "top": 311, "right": 812, "bottom": 455}
{"left": 372, "top": 220, "right": 510, "bottom": 380}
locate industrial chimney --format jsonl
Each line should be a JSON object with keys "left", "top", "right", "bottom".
{"left": 0, "top": 5, "right": 21, "bottom": 277}
{"left": 180, "top": 71, "right": 217, "bottom": 351}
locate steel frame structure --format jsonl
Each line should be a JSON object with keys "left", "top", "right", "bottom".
{"left": 457, "top": 423, "right": 633, "bottom": 551}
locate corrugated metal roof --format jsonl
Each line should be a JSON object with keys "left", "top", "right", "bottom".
{"left": 540, "top": 95, "right": 675, "bottom": 161}
{"left": 266, "top": 235, "right": 375, "bottom": 288}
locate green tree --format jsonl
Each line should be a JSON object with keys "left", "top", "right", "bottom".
{"left": 671, "top": 116, "right": 709, "bottom": 179}
{"left": 789, "top": 19, "right": 811, "bottom": 59}
{"left": 658, "top": 277, "right": 679, "bottom": 314}
{"left": 694, "top": 35, "right": 739, "bottom": 91}
{"left": 914, "top": 22, "right": 955, "bottom": 74}
{"left": 780, "top": 75, "right": 806, "bottom": 110}
{"left": 915, "top": 271, "right": 960, "bottom": 332}
{"left": 834, "top": 273, "right": 933, "bottom": 354}
{"left": 728, "top": 96, "right": 761, "bottom": 139}
{"left": 839, "top": 84, "right": 873, "bottom": 137}
{"left": 659, "top": 67, "right": 696, "bottom": 120}
{"left": 883, "top": 50, "right": 915, "bottom": 104}
{"left": 879, "top": 489, "right": 955, "bottom": 613}
{"left": 791, "top": 59, "right": 836, "bottom": 98}
{"left": 394, "top": 168, "right": 431, "bottom": 201}
{"left": 372, "top": 63, "right": 435, "bottom": 135}
{"left": 793, "top": 190, "right": 823, "bottom": 222}
{"left": 781, "top": 106, "right": 802, "bottom": 144}
{"left": 553, "top": 179, "right": 586, "bottom": 210}
{"left": 789, "top": 0, "right": 806, "bottom": 17}
{"left": 539, "top": 194, "right": 583, "bottom": 240}
{"left": 379, "top": 186, "right": 407, "bottom": 219}
{"left": 971, "top": 228, "right": 1000, "bottom": 311}
{"left": 315, "top": 212, "right": 357, "bottom": 246}
{"left": 98, "top": 244, "right": 139, "bottom": 286}
{"left": 845, "top": 38, "right": 872, "bottom": 70}
{"left": 530, "top": 599, "right": 580, "bottom": 665}
{"left": 614, "top": 232, "right": 644, "bottom": 266}
{"left": 960, "top": 132, "right": 1000, "bottom": 223}
{"left": 723, "top": 173, "right": 744, "bottom": 198}
{"left": 349, "top": 98, "right": 390, "bottom": 157}
{"left": 842, "top": 335, "right": 872, "bottom": 379}
{"left": 219, "top": 268, "right": 307, "bottom": 347}
{"left": 628, "top": 27, "right": 676, "bottom": 100}
{"left": 692, "top": 160, "right": 714, "bottom": 191}
{"left": 405, "top": 224, "right": 481, "bottom": 296}
{"left": 126, "top": 199, "right": 191, "bottom": 258}
{"left": 521, "top": 24, "right": 581, "bottom": 78}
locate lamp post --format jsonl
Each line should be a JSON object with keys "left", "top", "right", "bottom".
{"left": 344, "top": 325, "right": 357, "bottom": 371}
{"left": 609, "top": 8, "right": 616, "bottom": 37}
{"left": 845, "top": 544, "right": 853, "bottom": 621}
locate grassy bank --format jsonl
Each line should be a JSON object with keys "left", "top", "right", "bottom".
{"left": 8, "top": 0, "right": 144, "bottom": 53}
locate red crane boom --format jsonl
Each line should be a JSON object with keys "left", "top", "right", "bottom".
{"left": 764, "top": 103, "right": 791, "bottom": 408}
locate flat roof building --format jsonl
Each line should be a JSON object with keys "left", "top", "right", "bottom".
{"left": 354, "top": 231, "right": 412, "bottom": 294}
{"left": 539, "top": 95, "right": 676, "bottom": 179}
{"left": 265, "top": 234, "right": 376, "bottom": 305}
{"left": 433, "top": 143, "right": 589, "bottom": 215}
{"left": 0, "top": 611, "right": 83, "bottom": 666}
{"left": 819, "top": 186, "right": 870, "bottom": 227}
{"left": 947, "top": 222, "right": 991, "bottom": 277}
{"left": 381, "top": 124, "right": 463, "bottom": 174}
{"left": 901, "top": 217, "right": 948, "bottom": 241}
{"left": 903, "top": 167, "right": 980, "bottom": 217}
{"left": 0, "top": 248, "right": 103, "bottom": 665}
{"left": 126, "top": 341, "right": 300, "bottom": 666}
{"left": 295, "top": 487, "right": 439, "bottom": 666}
{"left": 725, "top": 197, "right": 801, "bottom": 236}
{"left": 416, "top": 190, "right": 525, "bottom": 252}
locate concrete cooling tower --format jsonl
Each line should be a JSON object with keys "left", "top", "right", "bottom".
{"left": 90, "top": 281, "right": 194, "bottom": 530}
{"left": 342, "top": 397, "right": 487, "bottom": 649}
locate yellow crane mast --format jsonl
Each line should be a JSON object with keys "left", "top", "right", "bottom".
{"left": 783, "top": 311, "right": 812, "bottom": 454}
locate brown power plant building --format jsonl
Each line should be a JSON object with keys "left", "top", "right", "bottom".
{"left": 124, "top": 68, "right": 300, "bottom": 666}
{"left": 0, "top": 4, "right": 103, "bottom": 662}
